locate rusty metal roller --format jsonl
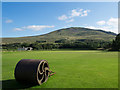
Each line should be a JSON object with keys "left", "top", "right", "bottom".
{"left": 14, "top": 59, "right": 49, "bottom": 85}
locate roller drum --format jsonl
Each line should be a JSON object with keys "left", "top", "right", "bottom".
{"left": 14, "top": 59, "right": 49, "bottom": 85}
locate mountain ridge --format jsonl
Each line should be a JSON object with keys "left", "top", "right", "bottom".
{"left": 2, "top": 27, "right": 117, "bottom": 44}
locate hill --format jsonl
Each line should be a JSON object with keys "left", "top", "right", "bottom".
{"left": 2, "top": 27, "right": 117, "bottom": 44}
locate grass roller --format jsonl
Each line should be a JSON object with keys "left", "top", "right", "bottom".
{"left": 14, "top": 59, "right": 55, "bottom": 85}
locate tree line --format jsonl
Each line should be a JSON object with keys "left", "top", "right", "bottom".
{"left": 2, "top": 33, "right": 120, "bottom": 51}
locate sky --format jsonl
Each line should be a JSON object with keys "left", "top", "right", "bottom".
{"left": 2, "top": 2, "right": 118, "bottom": 37}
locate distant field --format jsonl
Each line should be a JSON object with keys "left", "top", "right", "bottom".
{"left": 2, "top": 50, "right": 118, "bottom": 89}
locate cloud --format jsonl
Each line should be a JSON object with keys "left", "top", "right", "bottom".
{"left": 82, "top": 10, "right": 90, "bottom": 16}
{"left": 86, "top": 17, "right": 118, "bottom": 33}
{"left": 107, "top": 17, "right": 118, "bottom": 27}
{"left": 58, "top": 15, "right": 68, "bottom": 21}
{"left": 14, "top": 25, "right": 55, "bottom": 31}
{"left": 5, "top": 19, "right": 13, "bottom": 23}
{"left": 86, "top": 26, "right": 117, "bottom": 33}
{"left": 96, "top": 20, "right": 106, "bottom": 25}
{"left": 25, "top": 25, "right": 55, "bottom": 31}
{"left": 85, "top": 26, "right": 111, "bottom": 31}
{"left": 97, "top": 18, "right": 118, "bottom": 27}
{"left": 70, "top": 9, "right": 81, "bottom": 17}
{"left": 58, "top": 8, "right": 90, "bottom": 23}
{"left": 14, "top": 28, "right": 23, "bottom": 31}
{"left": 85, "top": 26, "right": 99, "bottom": 30}
{"left": 70, "top": 9, "right": 90, "bottom": 17}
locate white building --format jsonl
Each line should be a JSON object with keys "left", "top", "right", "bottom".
{"left": 18, "top": 47, "right": 33, "bottom": 51}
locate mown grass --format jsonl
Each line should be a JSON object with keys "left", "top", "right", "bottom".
{"left": 2, "top": 50, "right": 118, "bottom": 89}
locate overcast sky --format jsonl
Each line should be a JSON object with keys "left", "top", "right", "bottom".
{"left": 2, "top": 2, "right": 118, "bottom": 37}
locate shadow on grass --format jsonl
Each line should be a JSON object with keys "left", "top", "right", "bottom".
{"left": 1, "top": 79, "right": 36, "bottom": 89}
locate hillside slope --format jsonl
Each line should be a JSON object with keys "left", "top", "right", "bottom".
{"left": 2, "top": 27, "right": 117, "bottom": 44}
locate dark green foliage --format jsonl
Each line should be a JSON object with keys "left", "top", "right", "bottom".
{"left": 21, "top": 43, "right": 30, "bottom": 47}
{"left": 55, "top": 39, "right": 67, "bottom": 43}
{"left": 36, "top": 40, "right": 46, "bottom": 43}
{"left": 2, "top": 39, "right": 111, "bottom": 50}
{"left": 110, "top": 33, "right": 120, "bottom": 51}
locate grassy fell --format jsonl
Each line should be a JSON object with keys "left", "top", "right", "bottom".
{"left": 2, "top": 27, "right": 116, "bottom": 44}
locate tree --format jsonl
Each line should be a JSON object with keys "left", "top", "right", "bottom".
{"left": 111, "top": 33, "right": 120, "bottom": 51}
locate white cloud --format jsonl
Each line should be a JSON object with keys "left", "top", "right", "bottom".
{"left": 96, "top": 20, "right": 106, "bottom": 25}
{"left": 58, "top": 8, "right": 90, "bottom": 23}
{"left": 5, "top": 19, "right": 13, "bottom": 23}
{"left": 86, "top": 25, "right": 118, "bottom": 33}
{"left": 58, "top": 15, "right": 68, "bottom": 20}
{"left": 85, "top": 26, "right": 110, "bottom": 31}
{"left": 97, "top": 18, "right": 118, "bottom": 27}
{"left": 107, "top": 17, "right": 118, "bottom": 27}
{"left": 14, "top": 25, "right": 55, "bottom": 31}
{"left": 85, "top": 26, "right": 99, "bottom": 30}
{"left": 95, "top": 17, "right": 118, "bottom": 33}
{"left": 86, "top": 17, "right": 118, "bottom": 33}
{"left": 70, "top": 9, "right": 90, "bottom": 18}
{"left": 71, "top": 9, "right": 81, "bottom": 17}
{"left": 81, "top": 10, "right": 90, "bottom": 17}
{"left": 25, "top": 25, "right": 55, "bottom": 31}
{"left": 14, "top": 28, "right": 23, "bottom": 31}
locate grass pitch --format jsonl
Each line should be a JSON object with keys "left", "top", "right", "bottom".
{"left": 2, "top": 50, "right": 118, "bottom": 89}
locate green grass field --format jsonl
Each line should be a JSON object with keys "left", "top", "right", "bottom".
{"left": 2, "top": 50, "right": 118, "bottom": 89}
